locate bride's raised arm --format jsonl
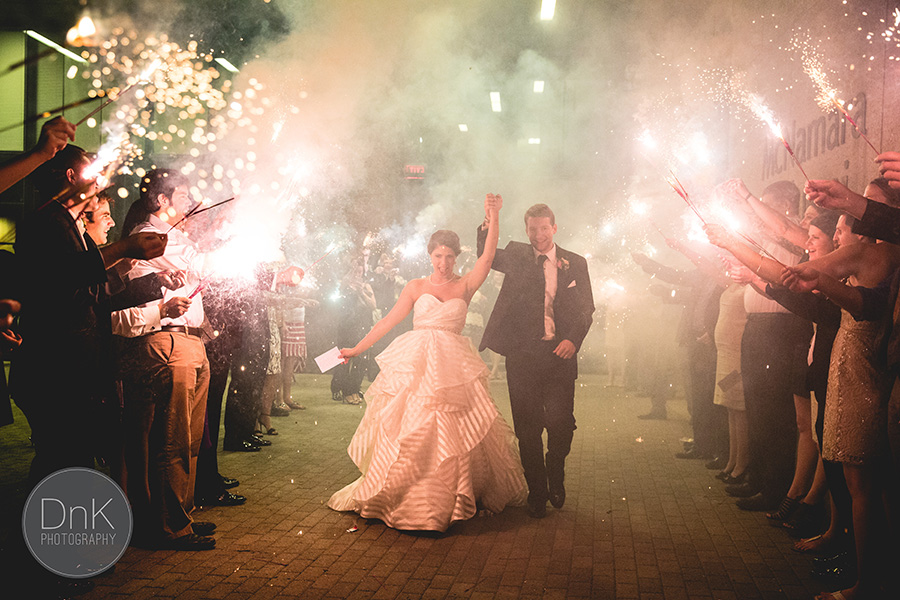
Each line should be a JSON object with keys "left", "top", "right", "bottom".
{"left": 340, "top": 281, "right": 417, "bottom": 358}
{"left": 465, "top": 193, "right": 501, "bottom": 298}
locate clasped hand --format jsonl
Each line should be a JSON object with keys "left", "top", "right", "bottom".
{"left": 780, "top": 264, "right": 820, "bottom": 293}
{"left": 485, "top": 193, "right": 503, "bottom": 216}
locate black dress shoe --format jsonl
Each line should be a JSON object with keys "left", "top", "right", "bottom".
{"left": 202, "top": 491, "right": 246, "bottom": 506}
{"left": 637, "top": 411, "right": 667, "bottom": 420}
{"left": 192, "top": 521, "right": 217, "bottom": 536}
{"left": 675, "top": 447, "right": 713, "bottom": 459}
{"left": 223, "top": 440, "right": 261, "bottom": 452}
{"left": 705, "top": 456, "right": 726, "bottom": 470}
{"left": 220, "top": 474, "right": 239, "bottom": 488}
{"left": 527, "top": 499, "right": 547, "bottom": 518}
{"left": 249, "top": 435, "right": 272, "bottom": 447}
{"left": 736, "top": 493, "right": 779, "bottom": 511}
{"left": 725, "top": 482, "right": 759, "bottom": 498}
{"left": 721, "top": 472, "right": 747, "bottom": 485}
{"left": 549, "top": 486, "right": 566, "bottom": 509}
{"left": 157, "top": 533, "right": 216, "bottom": 551}
{"left": 714, "top": 470, "right": 732, "bottom": 481}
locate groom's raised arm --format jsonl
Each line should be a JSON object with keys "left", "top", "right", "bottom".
{"left": 476, "top": 223, "right": 513, "bottom": 273}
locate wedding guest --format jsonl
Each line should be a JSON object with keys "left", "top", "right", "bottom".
{"left": 0, "top": 250, "right": 21, "bottom": 429}
{"left": 111, "top": 169, "right": 215, "bottom": 550}
{"left": 280, "top": 288, "right": 317, "bottom": 410}
{"left": 198, "top": 279, "right": 249, "bottom": 504}
{"left": 705, "top": 181, "right": 812, "bottom": 512}
{"left": 711, "top": 258, "right": 750, "bottom": 485}
{"left": 12, "top": 145, "right": 165, "bottom": 483}
{"left": 633, "top": 251, "right": 726, "bottom": 454}
{"left": 331, "top": 258, "right": 377, "bottom": 405}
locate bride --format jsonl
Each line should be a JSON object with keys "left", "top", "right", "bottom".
{"left": 328, "top": 193, "right": 527, "bottom": 531}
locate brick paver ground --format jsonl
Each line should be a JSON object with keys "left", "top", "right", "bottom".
{"left": 1, "top": 373, "right": 827, "bottom": 599}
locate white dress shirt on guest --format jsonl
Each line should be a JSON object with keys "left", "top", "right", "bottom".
{"left": 111, "top": 214, "right": 206, "bottom": 337}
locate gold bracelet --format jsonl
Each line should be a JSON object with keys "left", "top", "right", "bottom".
{"left": 755, "top": 257, "right": 764, "bottom": 275}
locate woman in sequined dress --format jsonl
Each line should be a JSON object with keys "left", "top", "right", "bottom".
{"left": 783, "top": 204, "right": 900, "bottom": 600}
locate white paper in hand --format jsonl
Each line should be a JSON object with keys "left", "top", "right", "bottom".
{"left": 314, "top": 346, "right": 345, "bottom": 373}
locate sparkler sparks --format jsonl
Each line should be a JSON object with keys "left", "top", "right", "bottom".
{"left": 743, "top": 94, "right": 810, "bottom": 183}
{"left": 790, "top": 31, "right": 880, "bottom": 155}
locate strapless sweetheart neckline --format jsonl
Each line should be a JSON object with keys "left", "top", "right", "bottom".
{"left": 416, "top": 293, "right": 467, "bottom": 306}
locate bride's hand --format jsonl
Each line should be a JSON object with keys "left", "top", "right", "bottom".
{"left": 485, "top": 193, "right": 502, "bottom": 216}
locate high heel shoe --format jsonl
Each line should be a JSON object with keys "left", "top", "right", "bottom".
{"left": 714, "top": 468, "right": 733, "bottom": 481}
{"left": 766, "top": 495, "right": 800, "bottom": 522}
{"left": 721, "top": 471, "right": 747, "bottom": 485}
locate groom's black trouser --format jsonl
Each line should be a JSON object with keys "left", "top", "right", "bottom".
{"left": 505, "top": 341, "right": 577, "bottom": 504}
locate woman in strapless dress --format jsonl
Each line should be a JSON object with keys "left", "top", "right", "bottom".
{"left": 327, "top": 194, "right": 526, "bottom": 531}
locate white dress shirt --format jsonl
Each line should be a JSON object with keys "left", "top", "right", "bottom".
{"left": 111, "top": 214, "right": 206, "bottom": 337}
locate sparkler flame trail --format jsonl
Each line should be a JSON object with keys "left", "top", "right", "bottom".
{"left": 744, "top": 94, "right": 810, "bottom": 183}
{"left": 791, "top": 32, "right": 880, "bottom": 155}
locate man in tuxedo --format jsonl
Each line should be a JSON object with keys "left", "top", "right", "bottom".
{"left": 478, "top": 203, "right": 594, "bottom": 518}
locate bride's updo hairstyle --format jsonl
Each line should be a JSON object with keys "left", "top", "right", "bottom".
{"left": 427, "top": 230, "right": 461, "bottom": 256}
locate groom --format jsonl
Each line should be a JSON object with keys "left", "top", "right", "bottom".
{"left": 477, "top": 203, "right": 594, "bottom": 518}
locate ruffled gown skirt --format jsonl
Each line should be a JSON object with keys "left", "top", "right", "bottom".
{"left": 327, "top": 319, "right": 527, "bottom": 531}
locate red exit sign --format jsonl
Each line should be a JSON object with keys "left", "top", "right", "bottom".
{"left": 403, "top": 165, "right": 425, "bottom": 180}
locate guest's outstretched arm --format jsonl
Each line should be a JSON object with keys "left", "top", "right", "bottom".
{"left": 781, "top": 265, "right": 864, "bottom": 316}
{"left": 0, "top": 117, "right": 75, "bottom": 195}
{"left": 721, "top": 179, "right": 807, "bottom": 250}
{"left": 704, "top": 224, "right": 784, "bottom": 285}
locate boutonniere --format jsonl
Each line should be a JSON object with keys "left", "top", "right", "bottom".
{"left": 557, "top": 257, "right": 570, "bottom": 271}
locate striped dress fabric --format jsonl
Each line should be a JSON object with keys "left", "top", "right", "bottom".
{"left": 327, "top": 293, "right": 527, "bottom": 531}
{"left": 282, "top": 306, "right": 306, "bottom": 358}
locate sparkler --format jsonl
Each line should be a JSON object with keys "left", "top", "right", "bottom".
{"left": 1, "top": 48, "right": 55, "bottom": 75}
{"left": 829, "top": 93, "right": 880, "bottom": 155}
{"left": 165, "top": 197, "right": 236, "bottom": 233}
{"left": 305, "top": 244, "right": 339, "bottom": 272}
{"left": 0, "top": 95, "right": 100, "bottom": 134}
{"left": 665, "top": 171, "right": 707, "bottom": 225}
{"left": 188, "top": 279, "right": 207, "bottom": 299}
{"left": 733, "top": 231, "right": 786, "bottom": 267}
{"left": 791, "top": 32, "right": 881, "bottom": 156}
{"left": 74, "top": 80, "right": 142, "bottom": 127}
{"left": 746, "top": 95, "right": 810, "bottom": 184}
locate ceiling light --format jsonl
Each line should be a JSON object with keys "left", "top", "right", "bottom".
{"left": 458, "top": 124, "right": 468, "bottom": 132}
{"left": 215, "top": 57, "right": 240, "bottom": 73}
{"left": 24, "top": 30, "right": 87, "bottom": 63}
{"left": 490, "top": 92, "right": 501, "bottom": 112}
{"left": 534, "top": 80, "right": 545, "bottom": 93}
{"left": 528, "top": 138, "right": 541, "bottom": 144}
{"left": 540, "top": 0, "right": 556, "bottom": 21}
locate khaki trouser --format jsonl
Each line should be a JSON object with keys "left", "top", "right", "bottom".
{"left": 120, "top": 331, "right": 210, "bottom": 541}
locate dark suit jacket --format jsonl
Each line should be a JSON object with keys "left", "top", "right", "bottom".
{"left": 11, "top": 201, "right": 112, "bottom": 408}
{"left": 476, "top": 226, "right": 594, "bottom": 375}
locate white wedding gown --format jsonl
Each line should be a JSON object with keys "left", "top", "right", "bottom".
{"left": 327, "top": 293, "right": 527, "bottom": 531}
